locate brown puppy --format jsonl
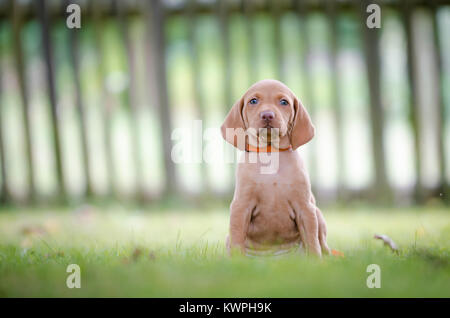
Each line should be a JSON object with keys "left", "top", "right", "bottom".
{"left": 221, "top": 79, "right": 330, "bottom": 257}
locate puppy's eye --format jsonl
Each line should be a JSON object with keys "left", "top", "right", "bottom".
{"left": 249, "top": 98, "right": 258, "bottom": 105}
{"left": 280, "top": 99, "right": 289, "bottom": 106}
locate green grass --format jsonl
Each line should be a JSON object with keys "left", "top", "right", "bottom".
{"left": 0, "top": 206, "right": 449, "bottom": 297}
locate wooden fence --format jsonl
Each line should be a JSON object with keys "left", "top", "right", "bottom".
{"left": 0, "top": 0, "right": 449, "bottom": 206}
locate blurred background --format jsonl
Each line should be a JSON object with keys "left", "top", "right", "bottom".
{"left": 0, "top": 0, "right": 449, "bottom": 208}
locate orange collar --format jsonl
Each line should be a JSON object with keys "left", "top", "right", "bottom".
{"left": 246, "top": 144, "right": 292, "bottom": 153}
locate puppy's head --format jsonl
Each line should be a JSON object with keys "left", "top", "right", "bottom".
{"left": 221, "top": 79, "right": 314, "bottom": 151}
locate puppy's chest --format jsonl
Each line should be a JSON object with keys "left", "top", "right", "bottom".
{"left": 253, "top": 178, "right": 293, "bottom": 200}
{"left": 242, "top": 163, "right": 302, "bottom": 204}
{"left": 250, "top": 179, "right": 297, "bottom": 218}
{"left": 247, "top": 180, "right": 299, "bottom": 244}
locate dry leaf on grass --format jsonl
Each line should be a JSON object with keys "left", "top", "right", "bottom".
{"left": 20, "top": 225, "right": 47, "bottom": 236}
{"left": 374, "top": 234, "right": 399, "bottom": 253}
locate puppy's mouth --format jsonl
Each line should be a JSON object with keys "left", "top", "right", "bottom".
{"left": 257, "top": 128, "right": 273, "bottom": 138}
{"left": 256, "top": 125, "right": 282, "bottom": 137}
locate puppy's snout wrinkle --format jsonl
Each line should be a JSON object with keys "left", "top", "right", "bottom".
{"left": 260, "top": 111, "right": 275, "bottom": 122}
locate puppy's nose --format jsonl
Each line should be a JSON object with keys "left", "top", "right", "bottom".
{"left": 260, "top": 111, "right": 275, "bottom": 121}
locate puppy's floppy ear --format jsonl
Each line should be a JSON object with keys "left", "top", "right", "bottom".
{"left": 221, "top": 96, "right": 247, "bottom": 151}
{"left": 289, "top": 96, "right": 315, "bottom": 150}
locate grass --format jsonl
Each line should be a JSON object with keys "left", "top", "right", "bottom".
{"left": 0, "top": 205, "right": 449, "bottom": 297}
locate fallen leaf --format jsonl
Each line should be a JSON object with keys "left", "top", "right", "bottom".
{"left": 132, "top": 248, "right": 142, "bottom": 261}
{"left": 21, "top": 225, "right": 47, "bottom": 236}
{"left": 331, "top": 249, "right": 344, "bottom": 257}
{"left": 374, "top": 234, "right": 399, "bottom": 253}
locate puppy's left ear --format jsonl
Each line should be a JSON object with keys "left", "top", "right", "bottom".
{"left": 289, "top": 96, "right": 315, "bottom": 150}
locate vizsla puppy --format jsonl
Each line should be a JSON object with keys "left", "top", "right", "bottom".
{"left": 221, "top": 79, "right": 330, "bottom": 257}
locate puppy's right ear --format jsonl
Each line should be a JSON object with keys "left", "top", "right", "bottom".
{"left": 221, "top": 96, "right": 247, "bottom": 151}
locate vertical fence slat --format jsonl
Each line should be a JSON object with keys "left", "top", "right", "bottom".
{"left": 217, "top": 0, "right": 232, "bottom": 112}
{"left": 115, "top": 0, "right": 146, "bottom": 201}
{"left": 91, "top": 0, "right": 117, "bottom": 198}
{"left": 271, "top": 0, "right": 283, "bottom": 81}
{"left": 36, "top": 0, "right": 67, "bottom": 201}
{"left": 325, "top": 0, "right": 346, "bottom": 199}
{"left": 0, "top": 21, "right": 11, "bottom": 203}
{"left": 400, "top": 0, "right": 423, "bottom": 203}
{"left": 244, "top": 0, "right": 257, "bottom": 85}
{"left": 359, "top": 0, "right": 391, "bottom": 202}
{"left": 217, "top": 0, "right": 234, "bottom": 189}
{"left": 146, "top": 0, "right": 177, "bottom": 195}
{"left": 12, "top": 0, "right": 35, "bottom": 201}
{"left": 0, "top": 80, "right": 8, "bottom": 204}
{"left": 296, "top": 0, "right": 318, "bottom": 189}
{"left": 66, "top": 0, "right": 93, "bottom": 198}
{"left": 429, "top": 0, "right": 448, "bottom": 199}
{"left": 187, "top": 0, "right": 209, "bottom": 193}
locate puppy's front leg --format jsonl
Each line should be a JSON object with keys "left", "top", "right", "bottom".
{"left": 316, "top": 207, "right": 331, "bottom": 255}
{"left": 228, "top": 200, "right": 253, "bottom": 255}
{"left": 295, "top": 202, "right": 322, "bottom": 257}
{"left": 310, "top": 195, "right": 331, "bottom": 255}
